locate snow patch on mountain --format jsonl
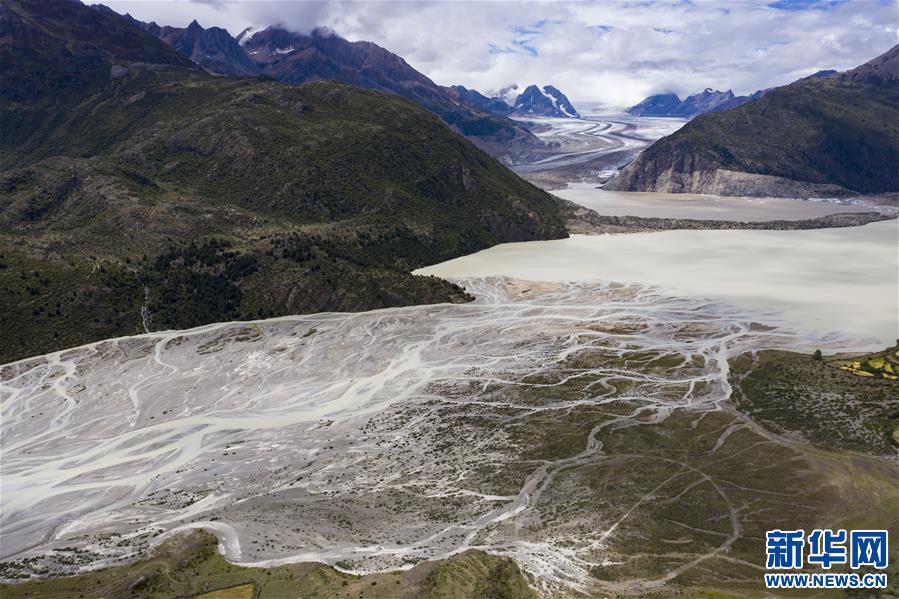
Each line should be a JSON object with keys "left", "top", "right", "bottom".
{"left": 236, "top": 26, "right": 257, "bottom": 46}
{"left": 493, "top": 84, "right": 520, "bottom": 107}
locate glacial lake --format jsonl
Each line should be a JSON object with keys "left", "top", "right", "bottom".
{"left": 417, "top": 219, "right": 898, "bottom": 348}
{"left": 556, "top": 182, "right": 878, "bottom": 221}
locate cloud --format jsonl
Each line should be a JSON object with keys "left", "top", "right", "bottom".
{"left": 99, "top": 0, "right": 897, "bottom": 106}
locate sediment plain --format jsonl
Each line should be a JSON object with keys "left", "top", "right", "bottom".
{"left": 3, "top": 274, "right": 897, "bottom": 595}
{"left": 2, "top": 116, "right": 897, "bottom": 598}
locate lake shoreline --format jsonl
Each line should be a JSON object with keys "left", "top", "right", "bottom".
{"left": 416, "top": 220, "right": 898, "bottom": 348}
{"left": 559, "top": 197, "right": 896, "bottom": 235}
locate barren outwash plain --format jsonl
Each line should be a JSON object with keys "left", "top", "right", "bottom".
{"left": 2, "top": 114, "right": 897, "bottom": 598}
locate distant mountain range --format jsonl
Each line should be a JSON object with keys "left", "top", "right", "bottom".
{"left": 97, "top": 11, "right": 540, "bottom": 159}
{"left": 92, "top": 7, "right": 583, "bottom": 133}
{"left": 608, "top": 47, "right": 898, "bottom": 196}
{"left": 447, "top": 83, "right": 581, "bottom": 119}
{"left": 627, "top": 70, "right": 839, "bottom": 118}
{"left": 0, "top": 0, "right": 567, "bottom": 362}
{"left": 627, "top": 88, "right": 744, "bottom": 117}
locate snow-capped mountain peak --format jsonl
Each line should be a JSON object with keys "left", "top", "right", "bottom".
{"left": 512, "top": 84, "right": 580, "bottom": 118}
{"left": 493, "top": 84, "right": 520, "bottom": 107}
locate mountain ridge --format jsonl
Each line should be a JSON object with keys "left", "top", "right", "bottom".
{"left": 106, "top": 13, "right": 542, "bottom": 159}
{"left": 608, "top": 44, "right": 899, "bottom": 196}
{"left": 120, "top": 13, "right": 262, "bottom": 76}
{"left": 627, "top": 88, "right": 739, "bottom": 117}
{"left": 445, "top": 85, "right": 513, "bottom": 116}
{"left": 241, "top": 25, "right": 541, "bottom": 153}
{"left": 627, "top": 70, "right": 841, "bottom": 118}
{"left": 0, "top": 0, "right": 567, "bottom": 363}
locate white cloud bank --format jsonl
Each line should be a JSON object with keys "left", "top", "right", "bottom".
{"left": 100, "top": 0, "right": 898, "bottom": 106}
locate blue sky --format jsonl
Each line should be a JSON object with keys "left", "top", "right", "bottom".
{"left": 101, "top": 0, "right": 898, "bottom": 105}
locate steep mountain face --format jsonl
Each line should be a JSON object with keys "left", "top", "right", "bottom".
{"left": 238, "top": 27, "right": 538, "bottom": 155}
{"left": 627, "top": 89, "right": 738, "bottom": 117}
{"left": 87, "top": 11, "right": 539, "bottom": 158}
{"left": 625, "top": 93, "right": 681, "bottom": 116}
{"left": 841, "top": 50, "right": 897, "bottom": 85}
{"left": 0, "top": 0, "right": 567, "bottom": 362}
{"left": 608, "top": 44, "right": 899, "bottom": 196}
{"left": 445, "top": 85, "right": 512, "bottom": 116}
{"left": 242, "top": 27, "right": 423, "bottom": 86}
{"left": 123, "top": 16, "right": 262, "bottom": 76}
{"left": 1, "top": 0, "right": 199, "bottom": 156}
{"left": 0, "top": 0, "right": 195, "bottom": 104}
{"left": 513, "top": 84, "right": 579, "bottom": 118}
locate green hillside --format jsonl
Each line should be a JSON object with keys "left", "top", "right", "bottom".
{"left": 0, "top": 0, "right": 566, "bottom": 363}
{"left": 609, "top": 44, "right": 899, "bottom": 195}
{"left": 0, "top": 530, "right": 537, "bottom": 599}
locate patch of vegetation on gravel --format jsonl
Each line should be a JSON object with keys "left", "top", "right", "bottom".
{"left": 730, "top": 345, "right": 899, "bottom": 455}
{"left": 0, "top": 530, "right": 535, "bottom": 599}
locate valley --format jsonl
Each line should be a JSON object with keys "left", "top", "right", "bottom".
{"left": 3, "top": 273, "right": 897, "bottom": 596}
{"left": 510, "top": 110, "right": 685, "bottom": 189}
{"left": 1, "top": 2, "right": 898, "bottom": 598}
{"left": 3, "top": 96, "right": 898, "bottom": 599}
{"left": 607, "top": 45, "right": 899, "bottom": 197}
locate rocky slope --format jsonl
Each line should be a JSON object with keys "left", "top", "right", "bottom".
{"left": 236, "top": 26, "right": 539, "bottom": 157}
{"left": 0, "top": 0, "right": 567, "bottom": 362}
{"left": 0, "top": 0, "right": 195, "bottom": 107}
{"left": 122, "top": 15, "right": 262, "bottom": 77}
{"left": 444, "top": 84, "right": 513, "bottom": 116}
{"left": 706, "top": 71, "right": 836, "bottom": 114}
{"left": 675, "top": 88, "right": 737, "bottom": 115}
{"left": 706, "top": 88, "right": 765, "bottom": 113}
{"left": 609, "top": 44, "right": 899, "bottom": 196}
{"left": 95, "top": 10, "right": 540, "bottom": 159}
